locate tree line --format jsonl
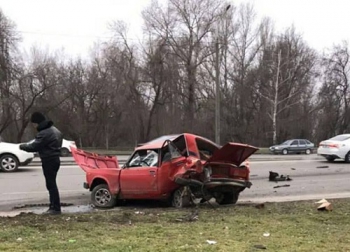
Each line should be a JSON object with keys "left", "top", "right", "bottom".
{"left": 0, "top": 0, "right": 349, "bottom": 148}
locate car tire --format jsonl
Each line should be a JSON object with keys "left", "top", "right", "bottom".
{"left": 282, "top": 149, "right": 288, "bottom": 155}
{"left": 60, "top": 148, "right": 70, "bottom": 157}
{"left": 91, "top": 184, "right": 117, "bottom": 208}
{"left": 326, "top": 157, "right": 335, "bottom": 162}
{"left": 305, "top": 149, "right": 311, "bottom": 155}
{"left": 216, "top": 192, "right": 239, "bottom": 205}
{"left": 345, "top": 152, "right": 350, "bottom": 163}
{"left": 0, "top": 154, "right": 19, "bottom": 172}
{"left": 171, "top": 187, "right": 191, "bottom": 208}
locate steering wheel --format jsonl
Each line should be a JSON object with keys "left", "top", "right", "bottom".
{"left": 140, "top": 160, "right": 149, "bottom": 166}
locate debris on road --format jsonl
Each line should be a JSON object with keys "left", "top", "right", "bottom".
{"left": 255, "top": 203, "right": 265, "bottom": 209}
{"left": 273, "top": 184, "right": 290, "bottom": 189}
{"left": 316, "top": 166, "right": 329, "bottom": 169}
{"left": 291, "top": 168, "right": 296, "bottom": 170}
{"left": 316, "top": 199, "right": 333, "bottom": 211}
{"left": 269, "top": 171, "right": 292, "bottom": 182}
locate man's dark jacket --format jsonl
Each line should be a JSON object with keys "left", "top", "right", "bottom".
{"left": 21, "top": 120, "right": 63, "bottom": 159}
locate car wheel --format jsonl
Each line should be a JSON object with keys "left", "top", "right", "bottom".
{"left": 0, "top": 154, "right": 19, "bottom": 172}
{"left": 282, "top": 149, "right": 288, "bottom": 155}
{"left": 91, "top": 184, "right": 117, "bottom": 208}
{"left": 345, "top": 152, "right": 350, "bottom": 163}
{"left": 60, "top": 148, "right": 70, "bottom": 157}
{"left": 305, "top": 149, "right": 311, "bottom": 155}
{"left": 326, "top": 157, "right": 335, "bottom": 162}
{"left": 171, "top": 187, "right": 191, "bottom": 208}
{"left": 215, "top": 192, "right": 239, "bottom": 205}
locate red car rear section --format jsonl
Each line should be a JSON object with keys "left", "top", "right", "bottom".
{"left": 71, "top": 134, "right": 259, "bottom": 208}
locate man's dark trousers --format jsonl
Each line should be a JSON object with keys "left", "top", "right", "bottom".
{"left": 42, "top": 156, "right": 61, "bottom": 211}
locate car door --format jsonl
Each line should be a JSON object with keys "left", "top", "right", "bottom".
{"left": 289, "top": 140, "right": 299, "bottom": 153}
{"left": 119, "top": 150, "right": 159, "bottom": 198}
{"left": 299, "top": 140, "right": 307, "bottom": 152}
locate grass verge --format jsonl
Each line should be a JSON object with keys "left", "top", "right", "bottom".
{"left": 0, "top": 199, "right": 348, "bottom": 252}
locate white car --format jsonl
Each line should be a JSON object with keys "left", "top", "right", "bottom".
{"left": 0, "top": 142, "right": 34, "bottom": 172}
{"left": 61, "top": 139, "right": 76, "bottom": 156}
{"left": 317, "top": 134, "right": 350, "bottom": 162}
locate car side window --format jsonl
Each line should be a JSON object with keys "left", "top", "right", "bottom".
{"left": 299, "top": 140, "right": 307, "bottom": 145}
{"left": 291, "top": 140, "right": 298, "bottom": 146}
{"left": 127, "top": 150, "right": 159, "bottom": 168}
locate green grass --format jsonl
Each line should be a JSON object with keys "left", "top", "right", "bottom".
{"left": 1, "top": 199, "right": 349, "bottom": 251}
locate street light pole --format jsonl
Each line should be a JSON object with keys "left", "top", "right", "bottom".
{"left": 215, "top": 5, "right": 230, "bottom": 145}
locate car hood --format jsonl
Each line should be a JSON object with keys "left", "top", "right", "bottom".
{"left": 71, "top": 147, "right": 119, "bottom": 172}
{"left": 205, "top": 142, "right": 259, "bottom": 166}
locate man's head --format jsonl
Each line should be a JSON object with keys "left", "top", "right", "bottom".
{"left": 31, "top": 112, "right": 46, "bottom": 126}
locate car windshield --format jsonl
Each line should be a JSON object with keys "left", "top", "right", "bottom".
{"left": 330, "top": 135, "right": 350, "bottom": 141}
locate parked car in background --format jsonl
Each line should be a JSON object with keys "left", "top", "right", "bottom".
{"left": 0, "top": 140, "right": 34, "bottom": 172}
{"left": 61, "top": 139, "right": 76, "bottom": 156}
{"left": 317, "top": 134, "right": 350, "bottom": 162}
{"left": 269, "top": 139, "right": 315, "bottom": 155}
{"left": 71, "top": 133, "right": 258, "bottom": 208}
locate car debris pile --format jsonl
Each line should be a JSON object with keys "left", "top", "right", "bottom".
{"left": 269, "top": 171, "right": 292, "bottom": 182}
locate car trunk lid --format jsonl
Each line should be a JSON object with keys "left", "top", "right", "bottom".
{"left": 205, "top": 142, "right": 259, "bottom": 167}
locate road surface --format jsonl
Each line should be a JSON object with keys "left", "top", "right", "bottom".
{"left": 0, "top": 155, "right": 349, "bottom": 213}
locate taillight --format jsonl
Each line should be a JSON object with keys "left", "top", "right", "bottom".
{"left": 328, "top": 143, "right": 339, "bottom": 148}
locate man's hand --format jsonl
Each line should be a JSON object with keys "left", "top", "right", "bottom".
{"left": 19, "top": 144, "right": 26, "bottom": 150}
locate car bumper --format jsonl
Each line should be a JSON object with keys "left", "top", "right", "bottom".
{"left": 19, "top": 158, "right": 33, "bottom": 166}
{"left": 317, "top": 147, "right": 343, "bottom": 159}
{"left": 269, "top": 149, "right": 282, "bottom": 154}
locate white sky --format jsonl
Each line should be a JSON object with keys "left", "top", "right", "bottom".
{"left": 0, "top": 0, "right": 348, "bottom": 58}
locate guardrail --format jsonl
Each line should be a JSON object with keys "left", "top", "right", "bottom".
{"left": 27, "top": 154, "right": 323, "bottom": 166}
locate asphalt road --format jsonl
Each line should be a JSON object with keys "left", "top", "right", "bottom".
{"left": 1, "top": 154, "right": 350, "bottom": 212}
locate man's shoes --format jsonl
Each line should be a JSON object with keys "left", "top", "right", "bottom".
{"left": 45, "top": 209, "right": 62, "bottom": 215}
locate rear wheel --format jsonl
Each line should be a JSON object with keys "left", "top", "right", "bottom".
{"left": 345, "top": 152, "right": 350, "bottom": 163}
{"left": 215, "top": 192, "right": 239, "bottom": 205}
{"left": 0, "top": 154, "right": 19, "bottom": 172}
{"left": 60, "top": 148, "right": 70, "bottom": 157}
{"left": 91, "top": 184, "right": 117, "bottom": 208}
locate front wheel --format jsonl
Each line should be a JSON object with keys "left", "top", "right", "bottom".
{"left": 0, "top": 154, "right": 19, "bottom": 172}
{"left": 171, "top": 187, "right": 192, "bottom": 208}
{"left": 305, "top": 149, "right": 311, "bottom": 155}
{"left": 91, "top": 184, "right": 117, "bottom": 208}
{"left": 282, "top": 149, "right": 288, "bottom": 155}
{"left": 215, "top": 192, "right": 239, "bottom": 205}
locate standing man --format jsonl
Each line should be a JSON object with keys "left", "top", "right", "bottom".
{"left": 20, "top": 112, "right": 63, "bottom": 215}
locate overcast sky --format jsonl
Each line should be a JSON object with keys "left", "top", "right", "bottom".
{"left": 0, "top": 0, "right": 348, "bottom": 58}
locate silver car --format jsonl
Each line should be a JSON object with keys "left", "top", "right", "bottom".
{"left": 269, "top": 139, "right": 315, "bottom": 155}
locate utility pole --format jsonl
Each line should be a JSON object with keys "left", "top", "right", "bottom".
{"left": 215, "top": 36, "right": 220, "bottom": 145}
{"left": 215, "top": 5, "right": 230, "bottom": 145}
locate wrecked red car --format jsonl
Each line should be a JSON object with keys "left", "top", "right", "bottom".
{"left": 71, "top": 133, "right": 258, "bottom": 208}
